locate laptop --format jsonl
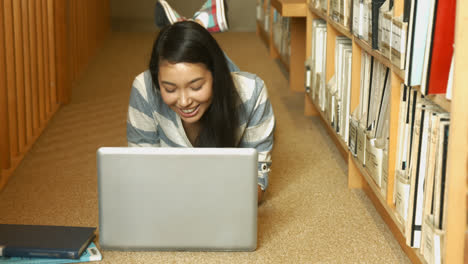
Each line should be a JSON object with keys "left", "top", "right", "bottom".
{"left": 96, "top": 147, "right": 258, "bottom": 252}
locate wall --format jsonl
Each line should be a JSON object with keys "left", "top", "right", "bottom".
{"left": 110, "top": 0, "right": 255, "bottom": 32}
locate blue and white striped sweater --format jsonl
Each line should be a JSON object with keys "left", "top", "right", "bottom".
{"left": 127, "top": 70, "right": 275, "bottom": 190}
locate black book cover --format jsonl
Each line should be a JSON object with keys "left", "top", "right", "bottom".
{"left": 403, "top": 0, "right": 411, "bottom": 22}
{"left": 438, "top": 124, "right": 449, "bottom": 229}
{"left": 366, "top": 57, "right": 375, "bottom": 131}
{"left": 0, "top": 224, "right": 96, "bottom": 259}
{"left": 410, "top": 106, "right": 425, "bottom": 246}
{"left": 371, "top": 0, "right": 387, "bottom": 49}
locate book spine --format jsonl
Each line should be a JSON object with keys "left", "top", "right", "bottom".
{"left": 3, "top": 248, "right": 79, "bottom": 259}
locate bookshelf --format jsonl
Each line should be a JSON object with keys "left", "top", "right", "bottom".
{"left": 256, "top": 0, "right": 271, "bottom": 50}
{"left": 257, "top": 0, "right": 307, "bottom": 92}
{"left": 289, "top": 0, "right": 466, "bottom": 263}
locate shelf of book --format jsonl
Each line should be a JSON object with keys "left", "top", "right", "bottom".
{"left": 269, "top": 0, "right": 307, "bottom": 92}
{"left": 256, "top": 21, "right": 270, "bottom": 49}
{"left": 261, "top": 0, "right": 467, "bottom": 261}
{"left": 308, "top": 4, "right": 327, "bottom": 21}
{"left": 307, "top": 2, "right": 406, "bottom": 80}
{"left": 301, "top": 0, "right": 467, "bottom": 263}
{"left": 353, "top": 37, "right": 405, "bottom": 80}
{"left": 348, "top": 154, "right": 425, "bottom": 264}
{"left": 271, "top": 40, "right": 291, "bottom": 72}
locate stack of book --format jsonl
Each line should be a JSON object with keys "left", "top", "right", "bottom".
{"left": 394, "top": 87, "right": 450, "bottom": 263}
{"left": 330, "top": 0, "right": 352, "bottom": 29}
{"left": 256, "top": 0, "right": 271, "bottom": 33}
{"left": 272, "top": 10, "right": 291, "bottom": 64}
{"left": 0, "top": 224, "right": 102, "bottom": 263}
{"left": 331, "top": 37, "right": 353, "bottom": 144}
{"left": 305, "top": 19, "right": 327, "bottom": 111}
{"left": 349, "top": 50, "right": 390, "bottom": 194}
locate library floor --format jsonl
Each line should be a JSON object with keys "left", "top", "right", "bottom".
{"left": 0, "top": 31, "right": 411, "bottom": 263}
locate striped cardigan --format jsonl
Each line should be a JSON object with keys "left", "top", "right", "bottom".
{"left": 127, "top": 70, "right": 275, "bottom": 190}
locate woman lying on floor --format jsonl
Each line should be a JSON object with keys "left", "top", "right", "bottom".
{"left": 126, "top": 0, "right": 275, "bottom": 203}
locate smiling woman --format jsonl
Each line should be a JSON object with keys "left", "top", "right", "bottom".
{"left": 158, "top": 62, "right": 214, "bottom": 145}
{"left": 126, "top": 21, "right": 275, "bottom": 202}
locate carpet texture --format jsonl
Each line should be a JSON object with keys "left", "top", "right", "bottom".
{"left": 0, "top": 31, "right": 410, "bottom": 263}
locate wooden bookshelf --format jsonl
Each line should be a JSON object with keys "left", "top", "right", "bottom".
{"left": 302, "top": 0, "right": 467, "bottom": 263}
{"left": 348, "top": 154, "right": 425, "bottom": 264}
{"left": 271, "top": 0, "right": 307, "bottom": 16}
{"left": 256, "top": 21, "right": 270, "bottom": 48}
{"left": 305, "top": 95, "right": 348, "bottom": 160}
{"left": 261, "top": 0, "right": 467, "bottom": 261}
{"left": 444, "top": 0, "right": 468, "bottom": 262}
{"left": 266, "top": 0, "right": 307, "bottom": 92}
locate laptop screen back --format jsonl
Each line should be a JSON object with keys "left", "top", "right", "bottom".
{"left": 97, "top": 147, "right": 258, "bottom": 251}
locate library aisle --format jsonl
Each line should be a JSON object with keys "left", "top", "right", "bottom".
{"left": 0, "top": 31, "right": 410, "bottom": 263}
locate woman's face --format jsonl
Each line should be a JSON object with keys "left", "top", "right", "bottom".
{"left": 158, "top": 61, "right": 213, "bottom": 125}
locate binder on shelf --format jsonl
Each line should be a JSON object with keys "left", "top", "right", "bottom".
{"left": 256, "top": 0, "right": 264, "bottom": 22}
{"left": 395, "top": 169, "right": 411, "bottom": 225}
{"left": 403, "top": 0, "right": 411, "bottom": 22}
{"left": 340, "top": 0, "right": 352, "bottom": 29}
{"left": 330, "top": 0, "right": 341, "bottom": 23}
{"left": 356, "top": 124, "right": 367, "bottom": 166}
{"left": 349, "top": 113, "right": 359, "bottom": 156}
{"left": 419, "top": 0, "right": 438, "bottom": 95}
{"left": 404, "top": 0, "right": 432, "bottom": 86}
{"left": 365, "top": 135, "right": 385, "bottom": 187}
{"left": 371, "top": 0, "right": 390, "bottom": 49}
{"left": 334, "top": 36, "right": 352, "bottom": 141}
{"left": 395, "top": 85, "right": 409, "bottom": 172}
{"left": 433, "top": 121, "right": 450, "bottom": 230}
{"left": 421, "top": 216, "right": 445, "bottom": 264}
{"left": 321, "top": 0, "right": 328, "bottom": 13}
{"left": 390, "top": 16, "right": 407, "bottom": 70}
{"left": 380, "top": 11, "right": 393, "bottom": 58}
{"left": 362, "top": 0, "right": 371, "bottom": 42}
{"left": 405, "top": 102, "right": 428, "bottom": 248}
{"left": 420, "top": 110, "right": 449, "bottom": 255}
{"left": 381, "top": 150, "right": 389, "bottom": 198}
{"left": 421, "top": 0, "right": 456, "bottom": 95}
{"left": 305, "top": 58, "right": 312, "bottom": 94}
{"left": 352, "top": 0, "right": 362, "bottom": 37}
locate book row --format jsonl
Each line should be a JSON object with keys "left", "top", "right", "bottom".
{"left": 304, "top": 18, "right": 451, "bottom": 263}
{"left": 309, "top": 0, "right": 455, "bottom": 97}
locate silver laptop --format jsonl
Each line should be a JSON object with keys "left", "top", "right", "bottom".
{"left": 97, "top": 147, "right": 258, "bottom": 252}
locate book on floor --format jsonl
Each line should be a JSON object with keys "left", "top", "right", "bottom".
{"left": 0, "top": 242, "right": 102, "bottom": 263}
{"left": 0, "top": 224, "right": 96, "bottom": 259}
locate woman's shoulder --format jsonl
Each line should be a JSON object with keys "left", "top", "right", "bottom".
{"left": 132, "top": 70, "right": 162, "bottom": 102}
{"left": 231, "top": 71, "right": 267, "bottom": 103}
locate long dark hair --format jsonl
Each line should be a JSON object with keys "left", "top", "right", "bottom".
{"left": 149, "top": 21, "right": 240, "bottom": 147}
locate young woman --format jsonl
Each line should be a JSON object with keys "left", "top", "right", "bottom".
{"left": 127, "top": 3, "right": 275, "bottom": 202}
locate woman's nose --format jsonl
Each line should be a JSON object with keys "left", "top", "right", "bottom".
{"left": 179, "top": 90, "right": 192, "bottom": 107}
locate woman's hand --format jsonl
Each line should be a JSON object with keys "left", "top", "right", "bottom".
{"left": 258, "top": 185, "right": 264, "bottom": 205}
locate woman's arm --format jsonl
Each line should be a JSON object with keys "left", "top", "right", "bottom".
{"left": 239, "top": 75, "right": 275, "bottom": 195}
{"left": 127, "top": 74, "right": 160, "bottom": 147}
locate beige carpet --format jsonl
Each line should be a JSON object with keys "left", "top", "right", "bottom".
{"left": 0, "top": 31, "right": 410, "bottom": 263}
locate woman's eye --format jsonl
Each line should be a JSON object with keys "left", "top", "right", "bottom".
{"left": 191, "top": 86, "right": 202, "bottom": 91}
{"left": 164, "top": 88, "right": 176, "bottom": 93}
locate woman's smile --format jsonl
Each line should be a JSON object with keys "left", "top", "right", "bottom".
{"left": 158, "top": 61, "right": 213, "bottom": 125}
